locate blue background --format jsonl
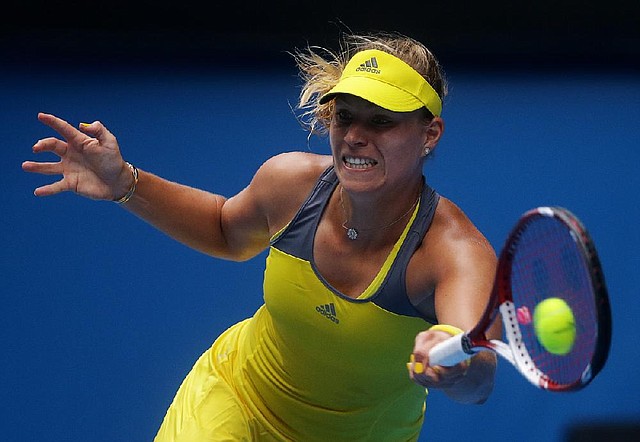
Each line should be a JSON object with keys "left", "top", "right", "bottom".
{"left": 2, "top": 2, "right": 640, "bottom": 440}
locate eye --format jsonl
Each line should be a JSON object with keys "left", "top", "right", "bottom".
{"left": 371, "top": 115, "right": 393, "bottom": 126}
{"left": 334, "top": 109, "right": 352, "bottom": 124}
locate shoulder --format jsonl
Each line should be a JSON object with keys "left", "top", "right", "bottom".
{"left": 427, "top": 197, "right": 496, "bottom": 267}
{"left": 251, "top": 151, "right": 333, "bottom": 233}
{"left": 254, "top": 151, "right": 333, "bottom": 183}
{"left": 251, "top": 151, "right": 333, "bottom": 201}
{"left": 407, "top": 197, "right": 497, "bottom": 329}
{"left": 408, "top": 197, "right": 496, "bottom": 298}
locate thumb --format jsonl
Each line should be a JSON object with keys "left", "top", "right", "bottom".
{"left": 78, "top": 120, "right": 114, "bottom": 144}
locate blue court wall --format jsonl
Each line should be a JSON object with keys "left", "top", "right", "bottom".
{"left": 2, "top": 59, "right": 639, "bottom": 441}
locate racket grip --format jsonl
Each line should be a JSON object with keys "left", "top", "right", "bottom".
{"left": 428, "top": 333, "right": 473, "bottom": 366}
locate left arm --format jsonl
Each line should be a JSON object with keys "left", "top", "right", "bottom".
{"left": 408, "top": 199, "right": 499, "bottom": 404}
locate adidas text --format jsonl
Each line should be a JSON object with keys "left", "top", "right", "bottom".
{"left": 356, "top": 66, "right": 380, "bottom": 74}
{"left": 316, "top": 303, "right": 340, "bottom": 324}
{"left": 356, "top": 57, "right": 380, "bottom": 74}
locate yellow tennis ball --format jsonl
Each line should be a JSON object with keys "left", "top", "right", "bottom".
{"left": 533, "top": 297, "right": 576, "bottom": 355}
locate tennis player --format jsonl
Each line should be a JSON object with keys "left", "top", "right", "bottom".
{"left": 24, "top": 32, "right": 500, "bottom": 441}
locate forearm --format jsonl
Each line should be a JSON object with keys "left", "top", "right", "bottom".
{"left": 119, "top": 169, "right": 234, "bottom": 259}
{"left": 442, "top": 352, "right": 496, "bottom": 404}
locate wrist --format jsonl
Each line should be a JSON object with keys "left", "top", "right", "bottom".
{"left": 113, "top": 162, "right": 139, "bottom": 204}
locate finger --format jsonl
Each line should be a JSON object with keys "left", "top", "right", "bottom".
{"left": 32, "top": 137, "right": 68, "bottom": 156}
{"left": 78, "top": 120, "right": 112, "bottom": 145}
{"left": 408, "top": 356, "right": 441, "bottom": 387}
{"left": 33, "top": 179, "right": 70, "bottom": 197}
{"left": 408, "top": 354, "right": 425, "bottom": 375}
{"left": 38, "top": 112, "right": 84, "bottom": 142}
{"left": 22, "top": 161, "right": 63, "bottom": 175}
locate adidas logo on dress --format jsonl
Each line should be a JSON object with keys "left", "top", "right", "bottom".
{"left": 316, "top": 302, "right": 340, "bottom": 324}
{"left": 356, "top": 57, "right": 380, "bottom": 74}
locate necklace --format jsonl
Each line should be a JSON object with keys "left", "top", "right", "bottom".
{"left": 339, "top": 186, "right": 421, "bottom": 240}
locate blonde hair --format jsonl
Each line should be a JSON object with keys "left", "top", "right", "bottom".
{"left": 292, "top": 31, "right": 448, "bottom": 136}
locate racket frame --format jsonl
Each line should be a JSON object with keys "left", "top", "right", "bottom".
{"left": 429, "top": 206, "right": 611, "bottom": 392}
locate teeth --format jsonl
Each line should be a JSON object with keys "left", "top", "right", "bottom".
{"left": 344, "top": 156, "right": 377, "bottom": 169}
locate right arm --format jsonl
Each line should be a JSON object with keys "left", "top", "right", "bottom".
{"left": 121, "top": 152, "right": 325, "bottom": 261}
{"left": 23, "top": 113, "right": 325, "bottom": 261}
{"left": 118, "top": 170, "right": 266, "bottom": 260}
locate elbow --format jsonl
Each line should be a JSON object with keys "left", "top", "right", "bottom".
{"left": 200, "top": 240, "right": 266, "bottom": 262}
{"left": 201, "top": 246, "right": 258, "bottom": 262}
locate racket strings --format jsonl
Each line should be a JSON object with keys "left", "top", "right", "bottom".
{"left": 509, "top": 216, "right": 598, "bottom": 387}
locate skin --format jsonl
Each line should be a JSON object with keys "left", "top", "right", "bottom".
{"left": 23, "top": 95, "right": 499, "bottom": 404}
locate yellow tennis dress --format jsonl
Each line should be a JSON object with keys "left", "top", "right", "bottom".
{"left": 155, "top": 167, "right": 440, "bottom": 441}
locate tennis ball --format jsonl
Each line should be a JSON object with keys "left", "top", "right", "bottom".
{"left": 533, "top": 297, "right": 576, "bottom": 355}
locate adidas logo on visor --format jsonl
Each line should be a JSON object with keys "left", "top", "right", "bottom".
{"left": 356, "top": 57, "right": 380, "bottom": 74}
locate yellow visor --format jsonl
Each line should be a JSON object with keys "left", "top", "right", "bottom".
{"left": 319, "top": 49, "right": 442, "bottom": 116}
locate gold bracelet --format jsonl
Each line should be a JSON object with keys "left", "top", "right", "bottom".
{"left": 114, "top": 162, "right": 139, "bottom": 204}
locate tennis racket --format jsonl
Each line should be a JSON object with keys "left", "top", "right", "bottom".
{"left": 428, "top": 206, "right": 611, "bottom": 392}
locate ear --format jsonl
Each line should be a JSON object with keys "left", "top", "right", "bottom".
{"left": 422, "top": 117, "right": 444, "bottom": 157}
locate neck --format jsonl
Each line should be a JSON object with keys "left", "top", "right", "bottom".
{"left": 338, "top": 180, "right": 423, "bottom": 240}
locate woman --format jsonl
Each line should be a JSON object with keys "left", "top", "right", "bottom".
{"left": 24, "top": 32, "right": 499, "bottom": 441}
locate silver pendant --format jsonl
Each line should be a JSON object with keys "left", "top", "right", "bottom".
{"left": 346, "top": 228, "right": 358, "bottom": 240}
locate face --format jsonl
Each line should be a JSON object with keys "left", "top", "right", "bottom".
{"left": 329, "top": 94, "right": 441, "bottom": 195}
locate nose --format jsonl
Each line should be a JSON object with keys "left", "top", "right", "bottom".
{"left": 343, "top": 121, "right": 368, "bottom": 148}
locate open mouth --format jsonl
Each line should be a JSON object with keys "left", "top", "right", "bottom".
{"left": 343, "top": 156, "right": 378, "bottom": 169}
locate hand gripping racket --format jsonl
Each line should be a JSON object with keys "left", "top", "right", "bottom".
{"left": 428, "top": 207, "right": 612, "bottom": 391}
